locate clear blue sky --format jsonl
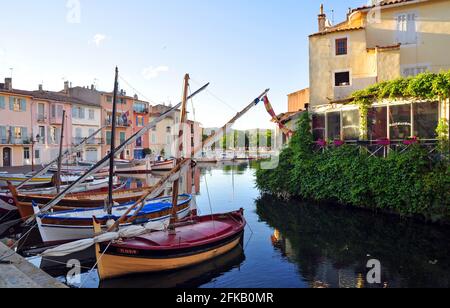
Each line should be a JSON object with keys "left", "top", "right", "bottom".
{"left": 0, "top": 0, "right": 365, "bottom": 129}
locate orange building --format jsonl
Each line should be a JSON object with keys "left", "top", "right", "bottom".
{"left": 288, "top": 88, "right": 310, "bottom": 113}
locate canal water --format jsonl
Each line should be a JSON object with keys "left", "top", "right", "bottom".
{"left": 28, "top": 162, "right": 450, "bottom": 288}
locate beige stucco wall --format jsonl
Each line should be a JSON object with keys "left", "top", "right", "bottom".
{"left": 309, "top": 0, "right": 450, "bottom": 108}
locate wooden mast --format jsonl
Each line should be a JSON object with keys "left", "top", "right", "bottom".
{"left": 108, "top": 67, "right": 120, "bottom": 216}
{"left": 169, "top": 74, "right": 190, "bottom": 232}
{"left": 56, "top": 110, "right": 66, "bottom": 193}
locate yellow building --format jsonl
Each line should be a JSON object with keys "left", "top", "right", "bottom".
{"left": 309, "top": 0, "right": 450, "bottom": 142}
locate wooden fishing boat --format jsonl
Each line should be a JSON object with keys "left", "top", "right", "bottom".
{"left": 11, "top": 186, "right": 156, "bottom": 220}
{"left": 0, "top": 178, "right": 111, "bottom": 196}
{"left": 115, "top": 159, "right": 151, "bottom": 174}
{"left": 34, "top": 195, "right": 192, "bottom": 244}
{"left": 151, "top": 159, "right": 176, "bottom": 171}
{"left": 95, "top": 209, "right": 246, "bottom": 280}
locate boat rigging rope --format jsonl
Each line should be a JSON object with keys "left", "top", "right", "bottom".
{"left": 80, "top": 241, "right": 113, "bottom": 288}
{"left": 191, "top": 78, "right": 238, "bottom": 113}
{"left": 203, "top": 173, "right": 216, "bottom": 232}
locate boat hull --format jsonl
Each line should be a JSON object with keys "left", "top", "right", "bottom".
{"left": 14, "top": 187, "right": 155, "bottom": 220}
{"left": 151, "top": 160, "right": 176, "bottom": 171}
{"left": 97, "top": 232, "right": 243, "bottom": 280}
{"left": 36, "top": 205, "right": 191, "bottom": 244}
{"left": 96, "top": 210, "right": 246, "bottom": 280}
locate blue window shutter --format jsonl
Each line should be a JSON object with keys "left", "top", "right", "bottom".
{"left": 20, "top": 99, "right": 26, "bottom": 112}
{"left": 9, "top": 97, "right": 14, "bottom": 110}
{"left": 0, "top": 96, "right": 5, "bottom": 109}
{"left": 22, "top": 127, "right": 28, "bottom": 141}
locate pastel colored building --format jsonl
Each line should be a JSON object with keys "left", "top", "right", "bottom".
{"left": 0, "top": 78, "right": 33, "bottom": 167}
{"left": 308, "top": 0, "right": 450, "bottom": 142}
{"left": 132, "top": 99, "right": 151, "bottom": 159}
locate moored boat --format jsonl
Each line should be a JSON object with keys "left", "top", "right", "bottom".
{"left": 115, "top": 159, "right": 152, "bottom": 174}
{"left": 34, "top": 194, "right": 193, "bottom": 244}
{"left": 11, "top": 186, "right": 156, "bottom": 220}
{"left": 151, "top": 159, "right": 176, "bottom": 171}
{"left": 95, "top": 209, "right": 246, "bottom": 280}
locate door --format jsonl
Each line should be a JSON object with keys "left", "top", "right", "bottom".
{"left": 3, "top": 147, "right": 11, "bottom": 167}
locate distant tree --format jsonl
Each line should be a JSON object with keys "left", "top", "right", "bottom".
{"left": 266, "top": 130, "right": 273, "bottom": 149}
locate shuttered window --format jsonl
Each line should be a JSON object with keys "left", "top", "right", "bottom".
{"left": 0, "top": 96, "right": 5, "bottom": 109}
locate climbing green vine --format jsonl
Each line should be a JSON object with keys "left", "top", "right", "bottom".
{"left": 351, "top": 71, "right": 450, "bottom": 134}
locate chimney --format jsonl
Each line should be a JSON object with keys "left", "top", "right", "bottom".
{"left": 90, "top": 84, "right": 95, "bottom": 90}
{"left": 318, "top": 4, "right": 327, "bottom": 32}
{"left": 5, "top": 78, "right": 12, "bottom": 91}
{"left": 38, "top": 84, "right": 43, "bottom": 91}
{"left": 64, "top": 81, "right": 69, "bottom": 93}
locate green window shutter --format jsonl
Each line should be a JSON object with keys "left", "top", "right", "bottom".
{"left": 20, "top": 99, "right": 26, "bottom": 112}
{"left": 0, "top": 126, "right": 6, "bottom": 141}
{"left": 0, "top": 96, "right": 5, "bottom": 109}
{"left": 9, "top": 97, "right": 14, "bottom": 110}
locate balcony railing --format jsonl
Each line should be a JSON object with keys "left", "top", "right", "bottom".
{"left": 133, "top": 107, "right": 149, "bottom": 114}
{"left": 50, "top": 116, "right": 63, "bottom": 125}
{"left": 0, "top": 137, "right": 31, "bottom": 145}
{"left": 105, "top": 119, "right": 131, "bottom": 127}
{"left": 37, "top": 114, "right": 47, "bottom": 123}
{"left": 72, "top": 137, "right": 104, "bottom": 145}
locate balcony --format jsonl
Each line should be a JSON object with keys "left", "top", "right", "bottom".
{"left": 37, "top": 114, "right": 47, "bottom": 123}
{"left": 105, "top": 119, "right": 131, "bottom": 128}
{"left": 0, "top": 137, "right": 31, "bottom": 145}
{"left": 133, "top": 107, "right": 149, "bottom": 114}
{"left": 50, "top": 116, "right": 64, "bottom": 125}
{"left": 72, "top": 137, "right": 104, "bottom": 145}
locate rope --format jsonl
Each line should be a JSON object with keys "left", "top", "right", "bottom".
{"left": 80, "top": 241, "right": 112, "bottom": 288}
{"left": 203, "top": 174, "right": 216, "bottom": 232}
{"left": 118, "top": 75, "right": 157, "bottom": 106}
{"left": 190, "top": 78, "right": 238, "bottom": 112}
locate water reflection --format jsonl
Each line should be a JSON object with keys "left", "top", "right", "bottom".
{"left": 256, "top": 196, "right": 450, "bottom": 288}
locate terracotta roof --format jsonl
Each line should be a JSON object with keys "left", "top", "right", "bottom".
{"left": 367, "top": 43, "right": 401, "bottom": 52}
{"left": 309, "top": 26, "right": 365, "bottom": 37}
{"left": 352, "top": 0, "right": 416, "bottom": 13}
{"left": 275, "top": 111, "right": 305, "bottom": 124}
{"left": 0, "top": 88, "right": 99, "bottom": 107}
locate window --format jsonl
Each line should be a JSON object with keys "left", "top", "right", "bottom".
{"left": 38, "top": 126, "right": 46, "bottom": 144}
{"left": 106, "top": 96, "right": 112, "bottom": 103}
{"left": 151, "top": 133, "right": 157, "bottom": 144}
{"left": 389, "top": 104, "right": 412, "bottom": 140}
{"left": 120, "top": 132, "right": 126, "bottom": 144}
{"left": 10, "top": 97, "right": 26, "bottom": 112}
{"left": 0, "top": 96, "right": 5, "bottom": 109}
{"left": 335, "top": 71, "right": 350, "bottom": 87}
{"left": 166, "top": 126, "right": 172, "bottom": 133}
{"left": 89, "top": 109, "right": 95, "bottom": 120}
{"left": 312, "top": 114, "right": 326, "bottom": 141}
{"left": 0, "top": 126, "right": 6, "bottom": 143}
{"left": 402, "top": 66, "right": 429, "bottom": 77}
{"left": 37, "top": 103, "right": 45, "bottom": 121}
{"left": 49, "top": 127, "right": 61, "bottom": 144}
{"left": 413, "top": 102, "right": 439, "bottom": 139}
{"left": 24, "top": 147, "right": 30, "bottom": 160}
{"left": 335, "top": 38, "right": 348, "bottom": 56}
{"left": 327, "top": 112, "right": 341, "bottom": 141}
{"left": 72, "top": 106, "right": 78, "bottom": 118}
{"left": 368, "top": 107, "right": 388, "bottom": 140}
{"left": 136, "top": 137, "right": 142, "bottom": 148}
{"left": 35, "top": 149, "right": 40, "bottom": 160}
{"left": 106, "top": 131, "right": 112, "bottom": 145}
{"left": 342, "top": 110, "right": 360, "bottom": 140}
{"left": 396, "top": 13, "right": 417, "bottom": 45}
{"left": 79, "top": 107, "right": 85, "bottom": 119}
{"left": 136, "top": 116, "right": 144, "bottom": 127}
{"left": 75, "top": 127, "right": 82, "bottom": 138}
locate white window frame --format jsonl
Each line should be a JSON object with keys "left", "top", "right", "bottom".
{"left": 333, "top": 69, "right": 352, "bottom": 88}
{"left": 333, "top": 35, "right": 350, "bottom": 57}
{"left": 395, "top": 11, "right": 418, "bottom": 46}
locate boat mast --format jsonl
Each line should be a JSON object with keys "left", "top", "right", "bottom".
{"left": 56, "top": 110, "right": 66, "bottom": 194}
{"left": 169, "top": 74, "right": 190, "bottom": 232}
{"left": 108, "top": 67, "right": 119, "bottom": 215}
